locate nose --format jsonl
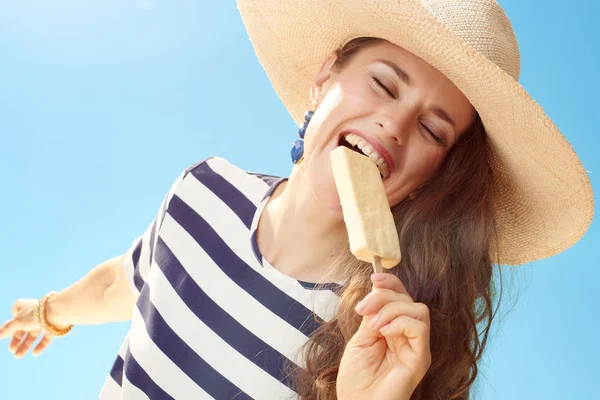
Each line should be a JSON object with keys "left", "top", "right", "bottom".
{"left": 376, "top": 106, "right": 415, "bottom": 145}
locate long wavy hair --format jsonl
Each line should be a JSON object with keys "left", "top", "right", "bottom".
{"left": 291, "top": 37, "right": 507, "bottom": 399}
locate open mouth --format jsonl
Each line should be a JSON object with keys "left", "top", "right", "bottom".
{"left": 338, "top": 133, "right": 390, "bottom": 179}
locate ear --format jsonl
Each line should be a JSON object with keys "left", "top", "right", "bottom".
{"left": 310, "top": 52, "right": 338, "bottom": 108}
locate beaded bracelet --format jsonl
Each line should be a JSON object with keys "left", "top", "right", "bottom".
{"left": 35, "top": 292, "right": 73, "bottom": 337}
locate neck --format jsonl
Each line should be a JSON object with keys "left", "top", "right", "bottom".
{"left": 256, "top": 165, "right": 349, "bottom": 283}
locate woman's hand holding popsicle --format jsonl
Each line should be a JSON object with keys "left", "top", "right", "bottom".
{"left": 337, "top": 273, "right": 432, "bottom": 400}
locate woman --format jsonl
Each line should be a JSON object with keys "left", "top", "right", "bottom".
{"left": 0, "top": 0, "right": 594, "bottom": 399}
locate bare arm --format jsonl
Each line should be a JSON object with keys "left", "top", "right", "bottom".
{"left": 45, "top": 254, "right": 137, "bottom": 328}
{"left": 0, "top": 253, "right": 137, "bottom": 358}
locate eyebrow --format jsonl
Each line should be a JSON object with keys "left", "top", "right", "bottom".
{"left": 376, "top": 59, "right": 411, "bottom": 86}
{"left": 431, "top": 106, "right": 457, "bottom": 129}
{"left": 376, "top": 58, "right": 457, "bottom": 129}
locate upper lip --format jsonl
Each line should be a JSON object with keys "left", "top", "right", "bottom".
{"left": 339, "top": 129, "right": 396, "bottom": 175}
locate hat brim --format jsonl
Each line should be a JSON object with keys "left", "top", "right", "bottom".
{"left": 237, "top": 0, "right": 594, "bottom": 265}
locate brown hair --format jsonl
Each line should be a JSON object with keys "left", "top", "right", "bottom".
{"left": 291, "top": 37, "right": 507, "bottom": 399}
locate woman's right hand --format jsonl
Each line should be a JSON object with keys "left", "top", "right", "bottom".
{"left": 0, "top": 299, "right": 54, "bottom": 359}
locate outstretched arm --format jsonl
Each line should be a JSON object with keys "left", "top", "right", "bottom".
{"left": 0, "top": 253, "right": 136, "bottom": 358}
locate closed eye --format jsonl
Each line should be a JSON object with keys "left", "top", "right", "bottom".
{"left": 371, "top": 76, "right": 396, "bottom": 98}
{"left": 420, "top": 123, "right": 446, "bottom": 146}
{"left": 371, "top": 75, "right": 447, "bottom": 147}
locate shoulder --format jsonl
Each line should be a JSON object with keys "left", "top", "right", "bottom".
{"left": 180, "top": 156, "right": 283, "bottom": 205}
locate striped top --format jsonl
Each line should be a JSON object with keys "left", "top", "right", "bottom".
{"left": 98, "top": 157, "right": 341, "bottom": 400}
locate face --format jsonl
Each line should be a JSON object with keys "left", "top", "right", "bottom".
{"left": 301, "top": 39, "right": 476, "bottom": 210}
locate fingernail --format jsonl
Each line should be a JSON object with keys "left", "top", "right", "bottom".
{"left": 368, "top": 315, "right": 380, "bottom": 329}
{"left": 371, "top": 273, "right": 386, "bottom": 282}
{"left": 355, "top": 299, "right": 367, "bottom": 313}
{"left": 380, "top": 323, "right": 391, "bottom": 333}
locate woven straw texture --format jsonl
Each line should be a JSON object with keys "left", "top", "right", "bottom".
{"left": 237, "top": 0, "right": 594, "bottom": 265}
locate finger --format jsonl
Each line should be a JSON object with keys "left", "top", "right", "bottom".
{"left": 1, "top": 319, "right": 24, "bottom": 340}
{"left": 0, "top": 315, "right": 39, "bottom": 340}
{"left": 368, "top": 301, "right": 430, "bottom": 331}
{"left": 32, "top": 333, "right": 54, "bottom": 356}
{"left": 380, "top": 316, "right": 431, "bottom": 361}
{"left": 0, "top": 319, "right": 16, "bottom": 339}
{"left": 349, "top": 313, "right": 386, "bottom": 343}
{"left": 14, "top": 331, "right": 41, "bottom": 359}
{"left": 8, "top": 330, "right": 26, "bottom": 353}
{"left": 371, "top": 273, "right": 412, "bottom": 299}
{"left": 355, "top": 288, "right": 413, "bottom": 316}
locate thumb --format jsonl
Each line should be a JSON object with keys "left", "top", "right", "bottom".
{"left": 11, "top": 299, "right": 37, "bottom": 316}
{"left": 11, "top": 301, "right": 23, "bottom": 316}
{"left": 352, "top": 315, "right": 381, "bottom": 343}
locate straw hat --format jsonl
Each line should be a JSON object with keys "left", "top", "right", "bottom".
{"left": 236, "top": 0, "right": 594, "bottom": 265}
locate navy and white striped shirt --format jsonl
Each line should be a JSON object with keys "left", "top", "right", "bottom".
{"left": 99, "top": 157, "right": 340, "bottom": 400}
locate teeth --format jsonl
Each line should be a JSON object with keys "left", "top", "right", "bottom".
{"left": 343, "top": 132, "right": 390, "bottom": 178}
{"left": 345, "top": 133, "right": 361, "bottom": 146}
{"left": 356, "top": 140, "right": 368, "bottom": 150}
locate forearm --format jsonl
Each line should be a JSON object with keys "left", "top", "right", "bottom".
{"left": 45, "top": 254, "right": 136, "bottom": 328}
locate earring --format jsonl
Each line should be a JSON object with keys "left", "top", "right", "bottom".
{"left": 291, "top": 110, "right": 314, "bottom": 164}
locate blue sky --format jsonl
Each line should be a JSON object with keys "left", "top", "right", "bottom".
{"left": 0, "top": 1, "right": 598, "bottom": 399}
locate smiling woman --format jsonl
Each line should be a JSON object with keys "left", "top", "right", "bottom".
{"left": 0, "top": 1, "right": 594, "bottom": 400}
{"left": 288, "top": 36, "right": 491, "bottom": 399}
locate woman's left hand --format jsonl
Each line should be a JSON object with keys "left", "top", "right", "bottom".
{"left": 337, "top": 273, "right": 432, "bottom": 400}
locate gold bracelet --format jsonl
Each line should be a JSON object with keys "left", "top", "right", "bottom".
{"left": 37, "top": 292, "right": 73, "bottom": 337}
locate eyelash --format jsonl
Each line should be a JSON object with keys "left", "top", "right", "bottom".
{"left": 371, "top": 76, "right": 445, "bottom": 146}
{"left": 371, "top": 76, "right": 395, "bottom": 98}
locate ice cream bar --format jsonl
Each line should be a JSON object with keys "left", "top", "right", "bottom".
{"left": 330, "top": 146, "right": 401, "bottom": 272}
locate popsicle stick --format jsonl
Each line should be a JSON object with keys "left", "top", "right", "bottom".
{"left": 372, "top": 256, "right": 383, "bottom": 274}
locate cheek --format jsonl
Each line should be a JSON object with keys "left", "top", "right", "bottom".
{"left": 302, "top": 92, "right": 343, "bottom": 153}
{"left": 387, "top": 150, "right": 445, "bottom": 204}
{"left": 413, "top": 151, "right": 445, "bottom": 178}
